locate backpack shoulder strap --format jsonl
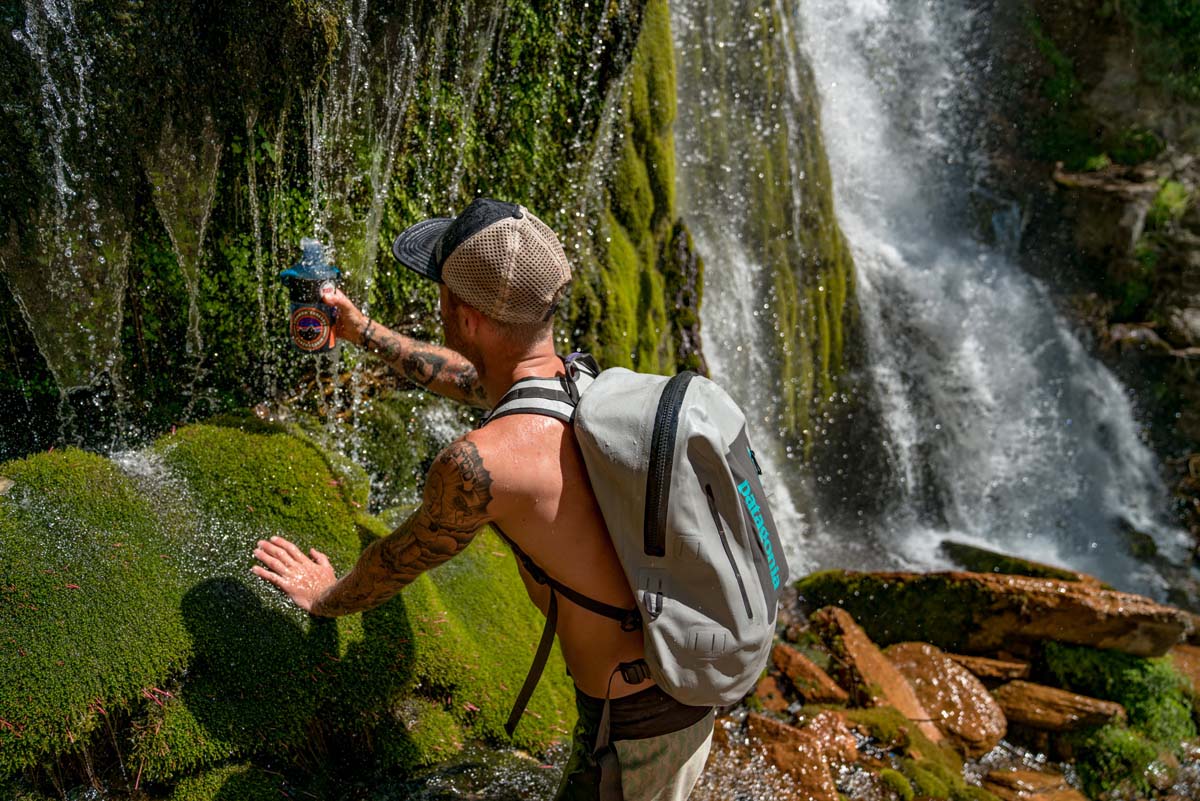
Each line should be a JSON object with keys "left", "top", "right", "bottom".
{"left": 482, "top": 353, "right": 600, "bottom": 425}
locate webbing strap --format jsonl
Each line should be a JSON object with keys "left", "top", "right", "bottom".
{"left": 500, "top": 529, "right": 642, "bottom": 631}
{"left": 505, "top": 588, "right": 558, "bottom": 737}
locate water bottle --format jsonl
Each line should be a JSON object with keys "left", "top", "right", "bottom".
{"left": 280, "top": 238, "right": 341, "bottom": 352}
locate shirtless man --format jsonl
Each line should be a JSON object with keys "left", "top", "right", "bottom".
{"left": 251, "top": 198, "right": 714, "bottom": 800}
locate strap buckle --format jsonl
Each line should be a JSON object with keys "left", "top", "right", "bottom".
{"left": 618, "top": 659, "right": 652, "bottom": 685}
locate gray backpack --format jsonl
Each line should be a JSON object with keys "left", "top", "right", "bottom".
{"left": 487, "top": 353, "right": 789, "bottom": 738}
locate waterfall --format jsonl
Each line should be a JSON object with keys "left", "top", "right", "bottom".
{"left": 796, "top": 0, "right": 1191, "bottom": 593}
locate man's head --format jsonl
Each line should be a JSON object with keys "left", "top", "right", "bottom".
{"left": 391, "top": 199, "right": 571, "bottom": 357}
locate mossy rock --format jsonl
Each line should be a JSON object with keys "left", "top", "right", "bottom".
{"left": 1062, "top": 722, "right": 1162, "bottom": 799}
{"left": 167, "top": 762, "right": 283, "bottom": 801}
{"left": 878, "top": 767, "right": 915, "bottom": 801}
{"left": 796, "top": 570, "right": 990, "bottom": 650}
{"left": 0, "top": 449, "right": 192, "bottom": 776}
{"left": 1044, "top": 641, "right": 1196, "bottom": 748}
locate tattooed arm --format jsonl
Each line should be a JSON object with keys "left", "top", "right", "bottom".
{"left": 320, "top": 286, "right": 489, "bottom": 408}
{"left": 251, "top": 438, "right": 494, "bottom": 616}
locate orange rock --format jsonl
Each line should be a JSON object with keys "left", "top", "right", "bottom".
{"left": 1168, "top": 643, "right": 1200, "bottom": 703}
{"left": 992, "top": 681, "right": 1125, "bottom": 731}
{"left": 810, "top": 606, "right": 945, "bottom": 745}
{"left": 885, "top": 642, "right": 1006, "bottom": 758}
{"left": 745, "top": 711, "right": 858, "bottom": 801}
{"left": 754, "top": 675, "right": 790, "bottom": 714}
{"left": 771, "top": 642, "right": 849, "bottom": 704}
{"left": 946, "top": 652, "right": 1031, "bottom": 681}
{"left": 982, "top": 768, "right": 1088, "bottom": 801}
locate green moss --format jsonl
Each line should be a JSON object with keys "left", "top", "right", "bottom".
{"left": 901, "top": 758, "right": 950, "bottom": 799}
{"left": 167, "top": 762, "right": 283, "bottom": 801}
{"left": 796, "top": 571, "right": 988, "bottom": 650}
{"left": 1148, "top": 179, "right": 1191, "bottom": 229}
{"left": 376, "top": 698, "right": 466, "bottom": 771}
{"left": 938, "top": 541, "right": 1082, "bottom": 582}
{"left": 878, "top": 768, "right": 915, "bottom": 801}
{"left": 0, "top": 449, "right": 191, "bottom": 776}
{"left": 1043, "top": 642, "right": 1197, "bottom": 748}
{"left": 1063, "top": 723, "right": 1160, "bottom": 798}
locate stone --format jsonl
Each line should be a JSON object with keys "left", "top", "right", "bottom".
{"left": 991, "top": 681, "right": 1126, "bottom": 731}
{"left": 946, "top": 653, "right": 1031, "bottom": 681}
{"left": 1167, "top": 643, "right": 1200, "bottom": 704}
{"left": 1166, "top": 305, "right": 1200, "bottom": 349}
{"left": 745, "top": 711, "right": 858, "bottom": 801}
{"left": 810, "top": 606, "right": 945, "bottom": 745}
{"left": 885, "top": 642, "right": 1006, "bottom": 758}
{"left": 772, "top": 641, "right": 849, "bottom": 704}
{"left": 796, "top": 570, "right": 1191, "bottom": 657}
{"left": 0, "top": 477, "right": 12, "bottom": 495}
{"left": 754, "top": 675, "right": 790, "bottom": 714}
{"left": 982, "top": 768, "right": 1088, "bottom": 801}
{"left": 937, "top": 540, "right": 1099, "bottom": 585}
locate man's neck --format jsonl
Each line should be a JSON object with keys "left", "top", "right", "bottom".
{"left": 480, "top": 346, "right": 563, "bottom": 407}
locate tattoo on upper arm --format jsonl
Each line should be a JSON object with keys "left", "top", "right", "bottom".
{"left": 311, "top": 440, "right": 493, "bottom": 617}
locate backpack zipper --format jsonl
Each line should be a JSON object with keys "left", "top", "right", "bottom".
{"left": 642, "top": 371, "right": 697, "bottom": 557}
{"left": 706, "top": 484, "right": 754, "bottom": 620}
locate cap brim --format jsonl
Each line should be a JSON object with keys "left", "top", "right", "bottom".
{"left": 391, "top": 217, "right": 453, "bottom": 282}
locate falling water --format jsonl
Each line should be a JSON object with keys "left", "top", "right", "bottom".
{"left": 142, "top": 114, "right": 223, "bottom": 416}
{"left": 796, "top": 0, "right": 1192, "bottom": 593}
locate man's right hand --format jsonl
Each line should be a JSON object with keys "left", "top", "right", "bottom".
{"left": 321, "top": 286, "right": 370, "bottom": 346}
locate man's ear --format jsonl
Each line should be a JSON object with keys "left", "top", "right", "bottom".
{"left": 458, "top": 301, "right": 482, "bottom": 338}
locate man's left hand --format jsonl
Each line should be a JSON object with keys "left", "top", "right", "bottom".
{"left": 252, "top": 536, "right": 338, "bottom": 614}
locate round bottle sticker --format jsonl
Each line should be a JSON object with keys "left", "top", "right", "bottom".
{"left": 290, "top": 306, "right": 332, "bottom": 351}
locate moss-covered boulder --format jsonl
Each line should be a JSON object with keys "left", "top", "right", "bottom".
{"left": 0, "top": 449, "right": 191, "bottom": 776}
{"left": 1, "top": 422, "right": 573, "bottom": 794}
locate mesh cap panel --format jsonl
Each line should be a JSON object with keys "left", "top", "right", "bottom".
{"left": 442, "top": 207, "right": 571, "bottom": 324}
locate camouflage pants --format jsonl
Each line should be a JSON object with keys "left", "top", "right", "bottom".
{"left": 555, "top": 685, "right": 714, "bottom": 801}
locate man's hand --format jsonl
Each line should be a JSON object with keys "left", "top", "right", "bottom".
{"left": 321, "top": 286, "right": 370, "bottom": 346}
{"left": 252, "top": 536, "right": 338, "bottom": 614}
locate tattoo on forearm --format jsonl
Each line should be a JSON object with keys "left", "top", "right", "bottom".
{"left": 311, "top": 440, "right": 493, "bottom": 616}
{"left": 370, "top": 328, "right": 488, "bottom": 408}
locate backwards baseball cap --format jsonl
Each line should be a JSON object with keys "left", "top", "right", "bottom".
{"left": 390, "top": 198, "right": 571, "bottom": 324}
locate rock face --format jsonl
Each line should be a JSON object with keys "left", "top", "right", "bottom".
{"left": 745, "top": 712, "right": 857, "bottom": 801}
{"left": 1168, "top": 643, "right": 1200, "bottom": 704}
{"left": 992, "top": 681, "right": 1126, "bottom": 731}
{"left": 797, "top": 570, "right": 1190, "bottom": 657}
{"left": 947, "top": 653, "right": 1031, "bottom": 681}
{"left": 753, "top": 675, "right": 790, "bottom": 714}
{"left": 982, "top": 768, "right": 1089, "bottom": 801}
{"left": 771, "top": 642, "right": 849, "bottom": 704}
{"left": 885, "top": 642, "right": 1006, "bottom": 758}
{"left": 810, "top": 606, "right": 944, "bottom": 744}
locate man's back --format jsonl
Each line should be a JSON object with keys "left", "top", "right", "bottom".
{"left": 471, "top": 407, "right": 650, "bottom": 700}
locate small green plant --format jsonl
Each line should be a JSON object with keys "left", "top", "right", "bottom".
{"left": 1148, "top": 179, "right": 1191, "bottom": 229}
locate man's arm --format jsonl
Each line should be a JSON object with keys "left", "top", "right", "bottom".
{"left": 322, "top": 287, "right": 489, "bottom": 409}
{"left": 252, "top": 438, "right": 494, "bottom": 616}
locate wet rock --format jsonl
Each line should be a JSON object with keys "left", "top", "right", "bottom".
{"left": 885, "top": 642, "right": 1006, "bottom": 758}
{"left": 1166, "top": 305, "right": 1200, "bottom": 349}
{"left": 938, "top": 540, "right": 1099, "bottom": 585}
{"left": 745, "top": 711, "right": 857, "bottom": 801}
{"left": 1167, "top": 643, "right": 1200, "bottom": 704}
{"left": 771, "top": 641, "right": 849, "bottom": 704}
{"left": 809, "top": 606, "right": 945, "bottom": 745}
{"left": 981, "top": 768, "right": 1088, "bottom": 801}
{"left": 992, "top": 681, "right": 1126, "bottom": 731}
{"left": 796, "top": 570, "right": 1191, "bottom": 657}
{"left": 753, "top": 675, "right": 790, "bottom": 714}
{"left": 946, "top": 653, "right": 1031, "bottom": 681}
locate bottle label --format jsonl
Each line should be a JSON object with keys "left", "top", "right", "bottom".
{"left": 290, "top": 303, "right": 335, "bottom": 351}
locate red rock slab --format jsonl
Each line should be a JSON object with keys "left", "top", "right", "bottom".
{"left": 982, "top": 768, "right": 1088, "bottom": 801}
{"left": 745, "top": 712, "right": 858, "bottom": 801}
{"left": 946, "top": 653, "right": 1031, "bottom": 680}
{"left": 810, "top": 606, "right": 945, "bottom": 745}
{"left": 754, "top": 675, "right": 790, "bottom": 714}
{"left": 1168, "top": 643, "right": 1200, "bottom": 702}
{"left": 885, "top": 642, "right": 1006, "bottom": 758}
{"left": 992, "top": 681, "right": 1126, "bottom": 731}
{"left": 772, "top": 642, "right": 849, "bottom": 704}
